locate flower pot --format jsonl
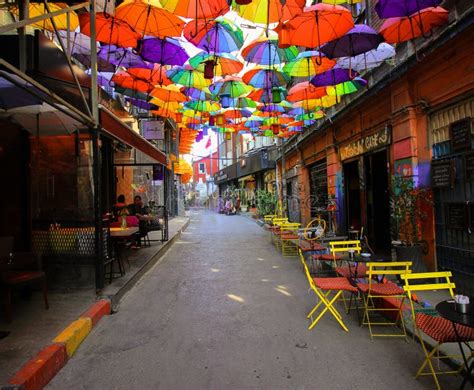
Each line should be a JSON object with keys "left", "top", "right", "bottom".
{"left": 394, "top": 244, "right": 426, "bottom": 273}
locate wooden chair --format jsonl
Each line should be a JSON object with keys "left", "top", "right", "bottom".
{"left": 0, "top": 252, "right": 49, "bottom": 323}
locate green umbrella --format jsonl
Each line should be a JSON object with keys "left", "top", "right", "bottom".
{"left": 326, "top": 77, "right": 367, "bottom": 96}
{"left": 184, "top": 100, "right": 221, "bottom": 112}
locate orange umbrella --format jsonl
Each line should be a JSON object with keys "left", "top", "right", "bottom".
{"left": 287, "top": 82, "right": 327, "bottom": 102}
{"left": 127, "top": 65, "right": 172, "bottom": 86}
{"left": 79, "top": 12, "right": 140, "bottom": 48}
{"left": 112, "top": 72, "right": 153, "bottom": 93}
{"left": 276, "top": 4, "right": 353, "bottom": 48}
{"left": 379, "top": 7, "right": 449, "bottom": 44}
{"left": 115, "top": 0, "right": 185, "bottom": 39}
{"left": 150, "top": 85, "right": 187, "bottom": 102}
{"left": 151, "top": 107, "right": 179, "bottom": 120}
{"left": 160, "top": 0, "right": 229, "bottom": 19}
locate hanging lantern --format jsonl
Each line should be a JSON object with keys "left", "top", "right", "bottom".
{"left": 203, "top": 60, "right": 215, "bottom": 80}
{"left": 225, "top": 132, "right": 232, "bottom": 140}
{"left": 235, "top": 0, "right": 252, "bottom": 4}
{"left": 220, "top": 94, "right": 232, "bottom": 109}
{"left": 215, "top": 114, "right": 224, "bottom": 126}
{"left": 209, "top": 116, "right": 215, "bottom": 126}
{"left": 271, "top": 124, "right": 280, "bottom": 135}
{"left": 271, "top": 88, "right": 282, "bottom": 104}
{"left": 175, "top": 113, "right": 183, "bottom": 123}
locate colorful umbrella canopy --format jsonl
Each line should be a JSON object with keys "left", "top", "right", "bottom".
{"left": 247, "top": 87, "right": 287, "bottom": 104}
{"left": 375, "top": 0, "right": 442, "bottom": 18}
{"left": 223, "top": 109, "right": 252, "bottom": 120}
{"left": 321, "top": 0, "right": 362, "bottom": 4}
{"left": 138, "top": 38, "right": 189, "bottom": 66}
{"left": 283, "top": 51, "right": 336, "bottom": 77}
{"left": 311, "top": 68, "right": 358, "bottom": 87}
{"left": 115, "top": 0, "right": 184, "bottom": 39}
{"left": 112, "top": 72, "right": 154, "bottom": 93}
{"left": 127, "top": 65, "right": 172, "bottom": 86}
{"left": 115, "top": 87, "right": 149, "bottom": 100}
{"left": 209, "top": 77, "right": 253, "bottom": 98}
{"left": 379, "top": 7, "right": 449, "bottom": 44}
{"left": 326, "top": 77, "right": 367, "bottom": 96}
{"left": 184, "top": 18, "right": 244, "bottom": 54}
{"left": 12, "top": 3, "right": 79, "bottom": 31}
{"left": 336, "top": 43, "right": 395, "bottom": 72}
{"left": 57, "top": 31, "right": 94, "bottom": 55}
{"left": 166, "top": 67, "right": 212, "bottom": 88}
{"left": 232, "top": 97, "right": 258, "bottom": 109}
{"left": 241, "top": 38, "right": 299, "bottom": 66}
{"left": 160, "top": 0, "right": 229, "bottom": 19}
{"left": 257, "top": 104, "right": 287, "bottom": 113}
{"left": 180, "top": 87, "right": 213, "bottom": 100}
{"left": 98, "top": 45, "right": 151, "bottom": 69}
{"left": 189, "top": 53, "right": 244, "bottom": 77}
{"left": 79, "top": 13, "right": 140, "bottom": 48}
{"left": 320, "top": 24, "right": 383, "bottom": 59}
{"left": 150, "top": 85, "right": 187, "bottom": 102}
{"left": 276, "top": 4, "right": 354, "bottom": 48}
{"left": 242, "top": 68, "right": 289, "bottom": 89}
{"left": 287, "top": 82, "right": 327, "bottom": 102}
{"left": 233, "top": 0, "right": 305, "bottom": 25}
{"left": 184, "top": 100, "right": 221, "bottom": 112}
{"left": 72, "top": 53, "right": 116, "bottom": 72}
{"left": 148, "top": 98, "right": 182, "bottom": 112}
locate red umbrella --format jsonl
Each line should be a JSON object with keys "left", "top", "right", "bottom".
{"left": 112, "top": 72, "right": 153, "bottom": 93}
{"left": 160, "top": 0, "right": 229, "bottom": 19}
{"left": 127, "top": 65, "right": 172, "bottom": 86}
{"left": 79, "top": 12, "right": 140, "bottom": 48}
{"left": 287, "top": 82, "right": 327, "bottom": 102}
{"left": 379, "top": 7, "right": 449, "bottom": 44}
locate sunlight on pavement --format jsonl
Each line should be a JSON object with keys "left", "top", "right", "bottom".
{"left": 257, "top": 258, "right": 265, "bottom": 261}
{"left": 261, "top": 279, "right": 270, "bottom": 282}
{"left": 272, "top": 266, "right": 280, "bottom": 269}
{"left": 210, "top": 268, "right": 220, "bottom": 273}
{"left": 227, "top": 294, "right": 245, "bottom": 303}
{"left": 275, "top": 288, "right": 292, "bottom": 297}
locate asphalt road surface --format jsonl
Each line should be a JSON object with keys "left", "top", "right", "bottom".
{"left": 47, "top": 211, "right": 457, "bottom": 390}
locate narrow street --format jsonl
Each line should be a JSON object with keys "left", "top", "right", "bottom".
{"left": 47, "top": 211, "right": 455, "bottom": 390}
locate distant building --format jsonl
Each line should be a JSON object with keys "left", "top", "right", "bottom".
{"left": 192, "top": 151, "right": 219, "bottom": 184}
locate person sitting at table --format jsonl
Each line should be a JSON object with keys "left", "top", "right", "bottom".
{"left": 128, "top": 195, "right": 150, "bottom": 247}
{"left": 112, "top": 194, "right": 127, "bottom": 218}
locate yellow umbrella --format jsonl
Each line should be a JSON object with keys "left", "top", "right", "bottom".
{"left": 12, "top": 3, "right": 79, "bottom": 31}
{"left": 148, "top": 98, "right": 182, "bottom": 112}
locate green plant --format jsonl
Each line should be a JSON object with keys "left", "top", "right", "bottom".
{"left": 256, "top": 189, "right": 277, "bottom": 217}
{"left": 389, "top": 175, "right": 432, "bottom": 246}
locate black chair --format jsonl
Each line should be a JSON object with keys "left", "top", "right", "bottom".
{"left": 102, "top": 217, "right": 125, "bottom": 284}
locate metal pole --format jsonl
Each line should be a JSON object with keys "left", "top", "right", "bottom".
{"left": 18, "top": 0, "right": 29, "bottom": 72}
{"left": 89, "top": 0, "right": 99, "bottom": 125}
{"left": 92, "top": 129, "right": 104, "bottom": 292}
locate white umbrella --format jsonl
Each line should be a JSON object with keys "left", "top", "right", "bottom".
{"left": 337, "top": 43, "right": 396, "bottom": 73}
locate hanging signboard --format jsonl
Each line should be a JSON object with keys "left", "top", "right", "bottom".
{"left": 340, "top": 126, "right": 391, "bottom": 161}
{"left": 431, "top": 159, "right": 455, "bottom": 188}
{"left": 450, "top": 118, "right": 472, "bottom": 151}
{"left": 464, "top": 151, "right": 474, "bottom": 182}
{"left": 445, "top": 203, "right": 467, "bottom": 230}
{"left": 142, "top": 120, "right": 165, "bottom": 140}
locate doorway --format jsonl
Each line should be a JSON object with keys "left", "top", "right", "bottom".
{"left": 364, "top": 150, "right": 391, "bottom": 252}
{"left": 343, "top": 160, "right": 361, "bottom": 231}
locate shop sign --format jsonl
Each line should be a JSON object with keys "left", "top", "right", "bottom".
{"left": 445, "top": 203, "right": 467, "bottom": 230}
{"left": 464, "top": 151, "right": 474, "bottom": 182}
{"left": 142, "top": 120, "right": 165, "bottom": 140}
{"left": 450, "top": 118, "right": 472, "bottom": 151}
{"left": 340, "top": 127, "right": 391, "bottom": 161}
{"left": 214, "top": 170, "right": 228, "bottom": 183}
{"left": 431, "top": 159, "right": 455, "bottom": 188}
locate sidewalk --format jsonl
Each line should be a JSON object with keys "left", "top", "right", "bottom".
{"left": 0, "top": 215, "right": 189, "bottom": 385}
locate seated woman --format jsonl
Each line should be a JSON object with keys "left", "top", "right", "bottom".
{"left": 127, "top": 195, "right": 150, "bottom": 247}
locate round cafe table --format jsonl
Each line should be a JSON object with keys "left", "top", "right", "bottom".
{"left": 436, "top": 300, "right": 474, "bottom": 389}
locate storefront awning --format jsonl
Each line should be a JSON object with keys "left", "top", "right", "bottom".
{"left": 99, "top": 107, "right": 167, "bottom": 166}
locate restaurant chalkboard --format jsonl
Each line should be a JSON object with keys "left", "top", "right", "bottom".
{"left": 432, "top": 159, "right": 455, "bottom": 188}
{"left": 450, "top": 118, "right": 472, "bottom": 151}
{"left": 465, "top": 152, "right": 474, "bottom": 182}
{"left": 445, "top": 203, "right": 466, "bottom": 230}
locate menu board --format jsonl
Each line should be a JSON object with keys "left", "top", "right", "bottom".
{"left": 465, "top": 152, "right": 474, "bottom": 182}
{"left": 445, "top": 203, "right": 466, "bottom": 230}
{"left": 432, "top": 160, "right": 455, "bottom": 188}
{"left": 450, "top": 118, "right": 472, "bottom": 151}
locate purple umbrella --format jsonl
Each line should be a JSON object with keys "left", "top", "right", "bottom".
{"left": 126, "top": 97, "right": 158, "bottom": 111}
{"left": 310, "top": 68, "right": 359, "bottom": 87}
{"left": 0, "top": 74, "right": 45, "bottom": 109}
{"left": 98, "top": 46, "right": 152, "bottom": 69}
{"left": 375, "top": 0, "right": 442, "bottom": 18}
{"left": 138, "top": 38, "right": 189, "bottom": 66}
{"left": 319, "top": 25, "right": 383, "bottom": 59}
{"left": 72, "top": 53, "right": 115, "bottom": 72}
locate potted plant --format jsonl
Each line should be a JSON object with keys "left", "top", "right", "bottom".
{"left": 255, "top": 189, "right": 277, "bottom": 218}
{"left": 389, "top": 175, "right": 432, "bottom": 272}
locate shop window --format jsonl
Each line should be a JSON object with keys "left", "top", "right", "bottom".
{"left": 308, "top": 159, "right": 328, "bottom": 218}
{"left": 199, "top": 163, "right": 206, "bottom": 174}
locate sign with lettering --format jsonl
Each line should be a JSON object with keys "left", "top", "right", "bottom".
{"left": 142, "top": 120, "right": 165, "bottom": 140}
{"left": 431, "top": 159, "right": 455, "bottom": 188}
{"left": 445, "top": 203, "right": 467, "bottom": 230}
{"left": 465, "top": 152, "right": 474, "bottom": 182}
{"left": 340, "top": 127, "right": 391, "bottom": 161}
{"left": 450, "top": 118, "right": 472, "bottom": 151}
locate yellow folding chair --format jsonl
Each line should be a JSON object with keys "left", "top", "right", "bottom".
{"left": 280, "top": 222, "right": 301, "bottom": 257}
{"left": 269, "top": 218, "right": 288, "bottom": 245}
{"left": 402, "top": 272, "right": 474, "bottom": 390}
{"left": 357, "top": 261, "right": 412, "bottom": 339}
{"left": 298, "top": 249, "right": 358, "bottom": 332}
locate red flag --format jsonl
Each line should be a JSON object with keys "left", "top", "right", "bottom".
{"left": 205, "top": 137, "right": 211, "bottom": 149}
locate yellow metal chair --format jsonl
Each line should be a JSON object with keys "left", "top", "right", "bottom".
{"left": 279, "top": 222, "right": 301, "bottom": 257}
{"left": 268, "top": 218, "right": 288, "bottom": 244}
{"left": 402, "top": 272, "right": 474, "bottom": 390}
{"left": 357, "top": 261, "right": 412, "bottom": 339}
{"left": 298, "top": 249, "right": 358, "bottom": 332}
